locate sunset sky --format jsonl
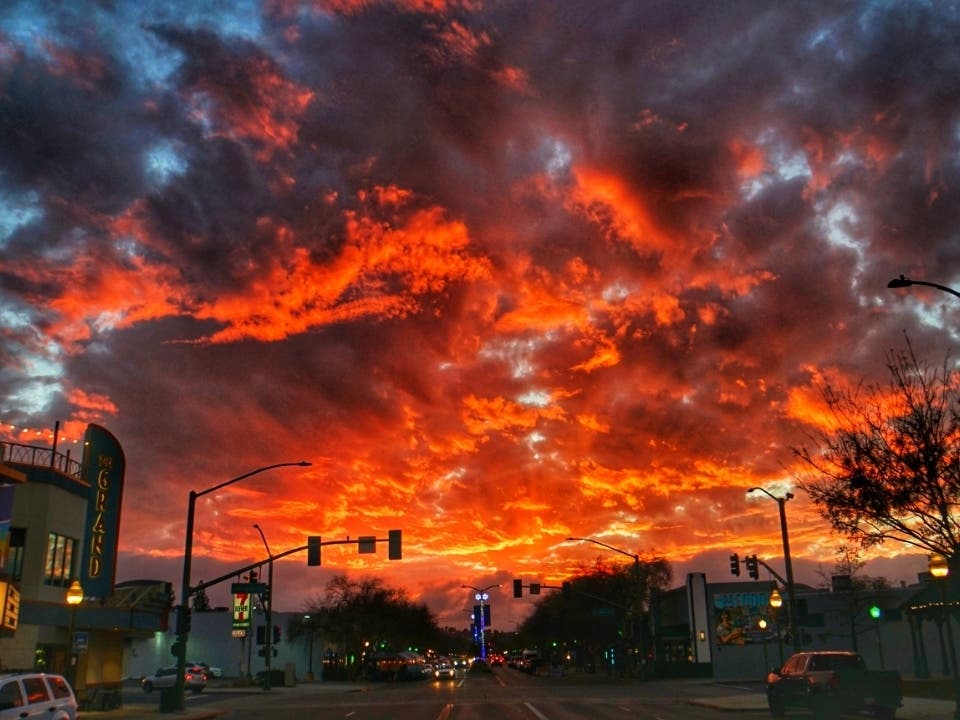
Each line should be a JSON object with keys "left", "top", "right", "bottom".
{"left": 2, "top": 0, "right": 959, "bottom": 631}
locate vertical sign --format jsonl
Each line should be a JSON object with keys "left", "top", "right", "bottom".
{"left": 233, "top": 592, "right": 251, "bottom": 630}
{"left": 80, "top": 424, "right": 125, "bottom": 599}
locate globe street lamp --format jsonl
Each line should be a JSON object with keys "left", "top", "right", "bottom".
{"left": 173, "top": 461, "right": 311, "bottom": 711}
{"left": 769, "top": 587, "right": 784, "bottom": 666}
{"left": 462, "top": 584, "right": 500, "bottom": 660}
{"left": 929, "top": 554, "right": 960, "bottom": 720}
{"left": 253, "top": 524, "right": 274, "bottom": 691}
{"left": 566, "top": 536, "right": 647, "bottom": 679}
{"left": 888, "top": 275, "right": 960, "bottom": 299}
{"left": 66, "top": 578, "right": 83, "bottom": 689}
{"left": 747, "top": 488, "right": 800, "bottom": 653}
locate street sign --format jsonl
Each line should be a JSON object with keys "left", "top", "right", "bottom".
{"left": 72, "top": 630, "right": 89, "bottom": 653}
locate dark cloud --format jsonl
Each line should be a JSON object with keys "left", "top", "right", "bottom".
{"left": 1, "top": 1, "right": 957, "bottom": 629}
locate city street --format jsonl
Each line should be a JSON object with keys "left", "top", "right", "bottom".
{"left": 84, "top": 667, "right": 960, "bottom": 720}
{"left": 104, "top": 669, "right": 747, "bottom": 719}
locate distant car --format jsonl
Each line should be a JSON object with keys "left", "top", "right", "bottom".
{"left": 141, "top": 666, "right": 206, "bottom": 694}
{"left": 489, "top": 654, "right": 504, "bottom": 667}
{"left": 0, "top": 672, "right": 77, "bottom": 720}
{"left": 434, "top": 663, "right": 456, "bottom": 680}
{"left": 188, "top": 662, "right": 222, "bottom": 679}
{"left": 451, "top": 657, "right": 470, "bottom": 670}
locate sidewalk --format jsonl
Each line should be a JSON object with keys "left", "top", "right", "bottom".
{"left": 80, "top": 681, "right": 373, "bottom": 720}
{"left": 691, "top": 693, "right": 958, "bottom": 719}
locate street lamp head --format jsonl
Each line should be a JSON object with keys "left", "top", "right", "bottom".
{"left": 769, "top": 587, "right": 783, "bottom": 608}
{"left": 930, "top": 553, "right": 950, "bottom": 579}
{"left": 888, "top": 275, "right": 913, "bottom": 289}
{"left": 66, "top": 578, "right": 84, "bottom": 606}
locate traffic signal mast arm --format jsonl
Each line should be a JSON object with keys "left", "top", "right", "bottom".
{"left": 751, "top": 555, "right": 788, "bottom": 586}
{"left": 192, "top": 534, "right": 400, "bottom": 595}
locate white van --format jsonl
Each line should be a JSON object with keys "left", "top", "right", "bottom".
{"left": 0, "top": 673, "right": 77, "bottom": 720}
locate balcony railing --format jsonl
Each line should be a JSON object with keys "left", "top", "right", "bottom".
{"left": 0, "top": 441, "right": 83, "bottom": 480}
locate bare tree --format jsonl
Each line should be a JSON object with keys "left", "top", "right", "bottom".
{"left": 793, "top": 339, "right": 960, "bottom": 563}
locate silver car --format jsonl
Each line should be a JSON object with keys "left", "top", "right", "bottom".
{"left": 142, "top": 666, "right": 206, "bottom": 693}
{"left": 0, "top": 673, "right": 77, "bottom": 720}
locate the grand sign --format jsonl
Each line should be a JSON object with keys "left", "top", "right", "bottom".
{"left": 80, "top": 424, "right": 125, "bottom": 598}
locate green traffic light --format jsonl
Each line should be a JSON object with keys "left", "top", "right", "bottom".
{"left": 869, "top": 605, "right": 881, "bottom": 619}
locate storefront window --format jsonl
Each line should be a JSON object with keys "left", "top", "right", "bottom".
{"left": 43, "top": 533, "right": 75, "bottom": 587}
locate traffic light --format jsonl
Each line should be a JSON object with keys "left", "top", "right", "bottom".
{"left": 388, "top": 529, "right": 402, "bottom": 560}
{"left": 729, "top": 553, "right": 740, "bottom": 576}
{"left": 746, "top": 555, "right": 759, "bottom": 579}
{"left": 261, "top": 585, "right": 271, "bottom": 605}
{"left": 307, "top": 536, "right": 321, "bottom": 566}
{"left": 870, "top": 605, "right": 881, "bottom": 620}
{"left": 513, "top": 579, "right": 522, "bottom": 598}
{"left": 273, "top": 625, "right": 281, "bottom": 643}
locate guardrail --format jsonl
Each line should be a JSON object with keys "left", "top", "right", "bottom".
{"left": 0, "top": 441, "right": 83, "bottom": 479}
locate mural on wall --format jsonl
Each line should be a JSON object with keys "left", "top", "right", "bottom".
{"left": 713, "top": 590, "right": 780, "bottom": 645}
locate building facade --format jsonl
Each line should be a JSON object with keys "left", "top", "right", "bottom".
{"left": 0, "top": 428, "right": 169, "bottom": 709}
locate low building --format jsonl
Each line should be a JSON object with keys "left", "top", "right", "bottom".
{"left": 0, "top": 427, "right": 169, "bottom": 709}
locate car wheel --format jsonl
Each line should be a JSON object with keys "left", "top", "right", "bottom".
{"left": 143, "top": 682, "right": 153, "bottom": 693}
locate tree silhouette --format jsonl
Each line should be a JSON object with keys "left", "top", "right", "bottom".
{"left": 794, "top": 339, "right": 960, "bottom": 564}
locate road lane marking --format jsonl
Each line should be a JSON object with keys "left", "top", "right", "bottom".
{"left": 435, "top": 703, "right": 453, "bottom": 720}
{"left": 524, "top": 702, "right": 550, "bottom": 720}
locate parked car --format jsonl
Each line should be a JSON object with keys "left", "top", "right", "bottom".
{"left": 765, "top": 651, "right": 901, "bottom": 719}
{"left": 434, "top": 663, "right": 456, "bottom": 680}
{"left": 0, "top": 672, "right": 77, "bottom": 720}
{"left": 141, "top": 666, "right": 206, "bottom": 694}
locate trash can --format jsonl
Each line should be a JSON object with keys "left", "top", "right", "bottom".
{"left": 158, "top": 687, "right": 178, "bottom": 713}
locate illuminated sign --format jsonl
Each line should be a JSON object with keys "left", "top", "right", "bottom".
{"left": 0, "top": 582, "right": 20, "bottom": 631}
{"left": 233, "top": 592, "right": 252, "bottom": 630}
{"left": 80, "top": 425, "right": 125, "bottom": 599}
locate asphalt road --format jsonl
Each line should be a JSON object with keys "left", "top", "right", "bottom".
{"left": 108, "top": 668, "right": 761, "bottom": 720}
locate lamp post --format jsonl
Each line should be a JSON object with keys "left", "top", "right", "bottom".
{"left": 173, "top": 461, "right": 310, "bottom": 711}
{"left": 566, "top": 536, "right": 647, "bottom": 679}
{"left": 747, "top": 488, "right": 800, "bottom": 653}
{"left": 758, "top": 617, "right": 770, "bottom": 672}
{"left": 253, "top": 524, "right": 274, "bottom": 691}
{"left": 303, "top": 614, "right": 315, "bottom": 680}
{"left": 770, "top": 587, "right": 785, "bottom": 666}
{"left": 888, "top": 275, "right": 960, "bottom": 299}
{"left": 66, "top": 578, "right": 83, "bottom": 688}
{"left": 462, "top": 584, "right": 500, "bottom": 661}
{"left": 930, "top": 554, "right": 960, "bottom": 720}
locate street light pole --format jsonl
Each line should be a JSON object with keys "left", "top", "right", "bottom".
{"left": 462, "top": 584, "right": 500, "bottom": 661}
{"left": 930, "top": 554, "right": 960, "bottom": 720}
{"left": 253, "top": 524, "right": 274, "bottom": 692}
{"left": 747, "top": 488, "right": 800, "bottom": 653}
{"left": 66, "top": 578, "right": 84, "bottom": 689}
{"left": 566, "top": 536, "right": 647, "bottom": 679}
{"left": 173, "top": 461, "right": 310, "bottom": 712}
